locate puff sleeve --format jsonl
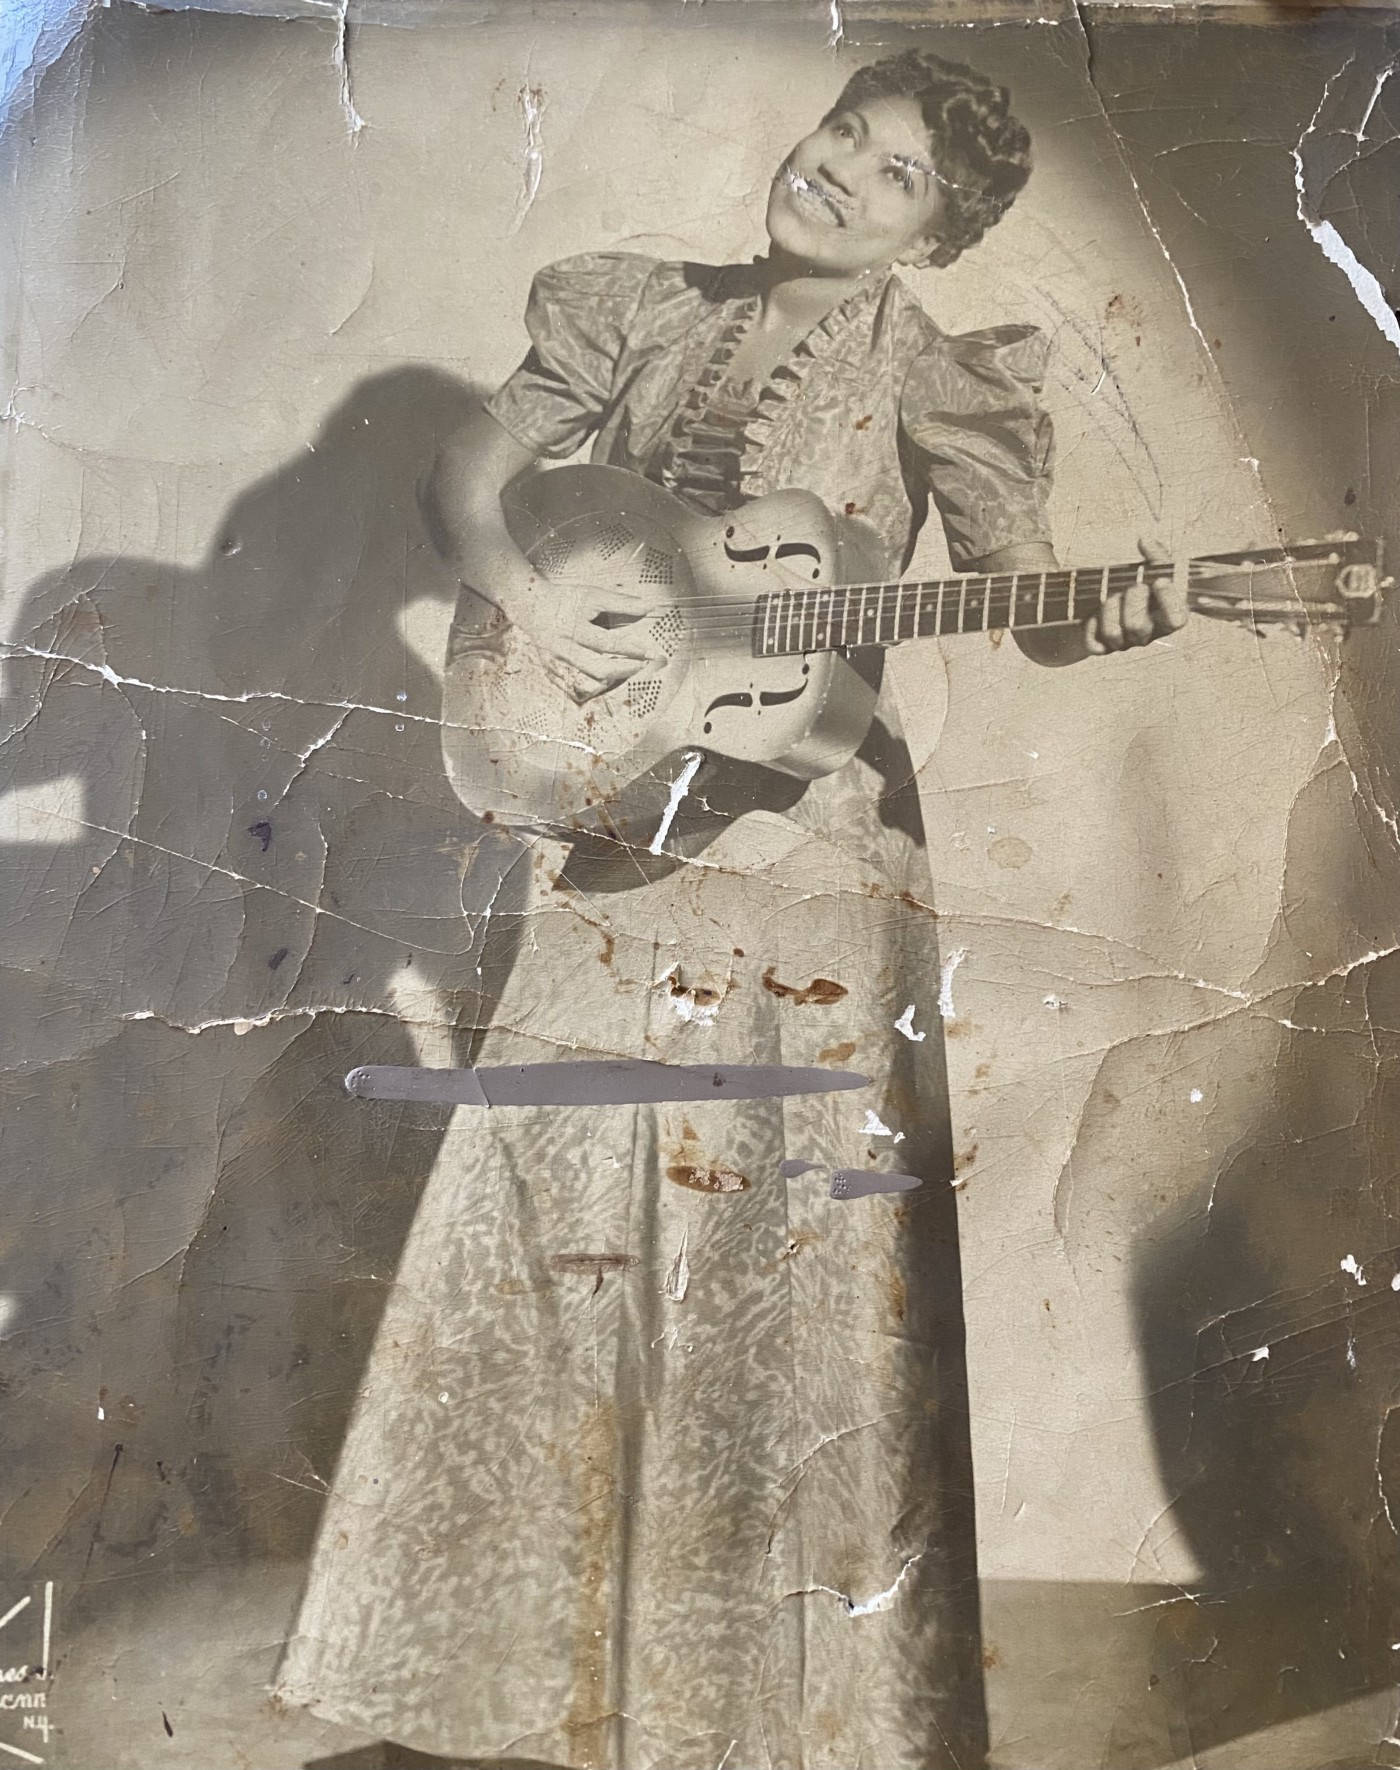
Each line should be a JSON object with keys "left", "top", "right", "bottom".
{"left": 484, "top": 253, "right": 659, "bottom": 459}
{"left": 899, "top": 325, "right": 1055, "bottom": 571}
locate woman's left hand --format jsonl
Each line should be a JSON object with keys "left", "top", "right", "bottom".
{"left": 1083, "top": 537, "right": 1189, "bottom": 654}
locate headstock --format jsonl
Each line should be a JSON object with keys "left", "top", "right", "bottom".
{"left": 1185, "top": 535, "right": 1390, "bottom": 635}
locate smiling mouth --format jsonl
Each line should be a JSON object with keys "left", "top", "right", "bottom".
{"left": 778, "top": 164, "right": 848, "bottom": 227}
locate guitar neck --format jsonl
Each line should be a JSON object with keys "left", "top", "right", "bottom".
{"left": 752, "top": 541, "right": 1374, "bottom": 656}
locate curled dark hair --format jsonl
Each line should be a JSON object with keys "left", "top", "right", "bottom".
{"left": 831, "top": 50, "right": 1032, "bottom": 265}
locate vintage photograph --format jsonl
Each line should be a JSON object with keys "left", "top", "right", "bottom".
{"left": 2, "top": 2, "right": 1400, "bottom": 1766}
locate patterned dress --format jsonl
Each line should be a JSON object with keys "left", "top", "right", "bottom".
{"left": 276, "top": 254, "right": 1055, "bottom": 1770}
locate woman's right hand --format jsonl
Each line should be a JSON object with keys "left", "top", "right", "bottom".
{"left": 424, "top": 411, "right": 665, "bottom": 702}
{"left": 503, "top": 575, "right": 667, "bottom": 703}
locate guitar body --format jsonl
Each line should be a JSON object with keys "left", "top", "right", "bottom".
{"left": 442, "top": 465, "right": 889, "bottom": 847}
{"left": 439, "top": 462, "right": 1384, "bottom": 850}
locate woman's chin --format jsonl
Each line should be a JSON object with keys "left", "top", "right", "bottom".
{"left": 765, "top": 211, "right": 843, "bottom": 275}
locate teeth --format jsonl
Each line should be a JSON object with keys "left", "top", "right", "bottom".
{"left": 781, "top": 164, "right": 844, "bottom": 223}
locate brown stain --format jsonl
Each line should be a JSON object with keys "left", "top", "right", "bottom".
{"left": 944, "top": 1018, "right": 972, "bottom": 1039}
{"left": 667, "top": 1163, "right": 748, "bottom": 1194}
{"left": 982, "top": 1644, "right": 1001, "bottom": 1670}
{"left": 974, "top": 1062, "right": 992, "bottom": 1080}
{"left": 843, "top": 500, "right": 865, "bottom": 516}
{"left": 817, "top": 1039, "right": 857, "bottom": 1064}
{"left": 988, "top": 627, "right": 1007, "bottom": 649}
{"left": 495, "top": 1274, "right": 548, "bottom": 1297}
{"left": 598, "top": 929, "right": 615, "bottom": 967}
{"left": 887, "top": 1267, "right": 907, "bottom": 1324}
{"left": 667, "top": 972, "right": 723, "bottom": 1007}
{"left": 989, "top": 835, "right": 1033, "bottom": 870}
{"left": 854, "top": 413, "right": 873, "bottom": 430}
{"left": 564, "top": 1397, "right": 617, "bottom": 1766}
{"left": 773, "top": 1228, "right": 823, "bottom": 1266}
{"left": 549, "top": 1253, "right": 638, "bottom": 1295}
{"left": 954, "top": 1142, "right": 979, "bottom": 1175}
{"left": 761, "top": 966, "right": 847, "bottom": 1007}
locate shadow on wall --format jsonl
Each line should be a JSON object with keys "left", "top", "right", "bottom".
{"left": 0, "top": 368, "right": 533, "bottom": 1589}
{"left": 1130, "top": 953, "right": 1400, "bottom": 1756}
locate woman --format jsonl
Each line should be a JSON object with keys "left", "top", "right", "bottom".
{"left": 277, "top": 50, "right": 1183, "bottom": 1770}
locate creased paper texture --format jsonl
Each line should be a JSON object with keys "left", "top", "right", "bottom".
{"left": 2, "top": 4, "right": 1399, "bottom": 1767}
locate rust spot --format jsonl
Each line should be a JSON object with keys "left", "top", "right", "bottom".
{"left": 481, "top": 809, "right": 495, "bottom": 823}
{"left": 954, "top": 1142, "right": 979, "bottom": 1175}
{"left": 817, "top": 1039, "right": 857, "bottom": 1064}
{"left": 732, "top": 946, "right": 745, "bottom": 957}
{"left": 667, "top": 1163, "right": 748, "bottom": 1194}
{"left": 761, "top": 966, "right": 847, "bottom": 1006}
{"left": 844, "top": 500, "right": 864, "bottom": 516}
{"left": 1043, "top": 1298, "right": 1052, "bottom": 1311}
{"left": 854, "top": 413, "right": 873, "bottom": 430}
{"left": 598, "top": 929, "right": 615, "bottom": 967}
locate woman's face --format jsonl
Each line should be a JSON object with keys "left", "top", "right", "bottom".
{"left": 766, "top": 94, "right": 951, "bottom": 277}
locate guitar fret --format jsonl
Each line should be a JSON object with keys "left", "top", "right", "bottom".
{"left": 1036, "top": 571, "right": 1046, "bottom": 626}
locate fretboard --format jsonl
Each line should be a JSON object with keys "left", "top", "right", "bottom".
{"left": 751, "top": 541, "right": 1370, "bottom": 657}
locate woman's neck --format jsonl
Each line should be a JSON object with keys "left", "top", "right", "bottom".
{"left": 752, "top": 249, "right": 889, "bottom": 332}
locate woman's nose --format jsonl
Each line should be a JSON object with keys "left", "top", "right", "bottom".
{"left": 816, "top": 156, "right": 856, "bottom": 197}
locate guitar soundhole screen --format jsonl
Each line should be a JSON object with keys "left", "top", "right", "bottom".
{"left": 652, "top": 609, "right": 684, "bottom": 655}
{"left": 534, "top": 534, "right": 573, "bottom": 577}
{"left": 638, "top": 546, "right": 675, "bottom": 586}
{"left": 594, "top": 520, "right": 635, "bottom": 561}
{"left": 630, "top": 679, "right": 661, "bottom": 718}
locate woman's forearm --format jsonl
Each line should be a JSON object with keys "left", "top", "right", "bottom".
{"left": 420, "top": 406, "right": 540, "bottom": 621}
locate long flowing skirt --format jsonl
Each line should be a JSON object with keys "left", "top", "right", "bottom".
{"left": 275, "top": 699, "right": 988, "bottom": 1770}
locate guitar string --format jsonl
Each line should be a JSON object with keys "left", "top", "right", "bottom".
{"left": 616, "top": 562, "right": 1351, "bottom": 641}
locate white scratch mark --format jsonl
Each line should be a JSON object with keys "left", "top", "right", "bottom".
{"left": 937, "top": 947, "right": 966, "bottom": 1020}
{"left": 1391, "top": 1272, "right": 1400, "bottom": 1292}
{"left": 1251, "top": 1345, "right": 1270, "bottom": 1362}
{"left": 1293, "top": 59, "right": 1400, "bottom": 359}
{"left": 332, "top": 0, "right": 365, "bottom": 139}
{"left": 512, "top": 83, "right": 547, "bottom": 232}
{"left": 662, "top": 1230, "right": 690, "bottom": 1303}
{"left": 859, "top": 1109, "right": 904, "bottom": 1142}
{"left": 1341, "top": 1253, "right": 1368, "bottom": 1285}
{"left": 826, "top": 0, "right": 844, "bottom": 50}
{"left": 0, "top": 1295, "right": 15, "bottom": 1338}
{"left": 893, "top": 1003, "right": 926, "bottom": 1042}
{"left": 1355, "top": 58, "right": 1396, "bottom": 141}
{"left": 1189, "top": 1087, "right": 1204, "bottom": 1104}
{"left": 649, "top": 750, "right": 704, "bottom": 855}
